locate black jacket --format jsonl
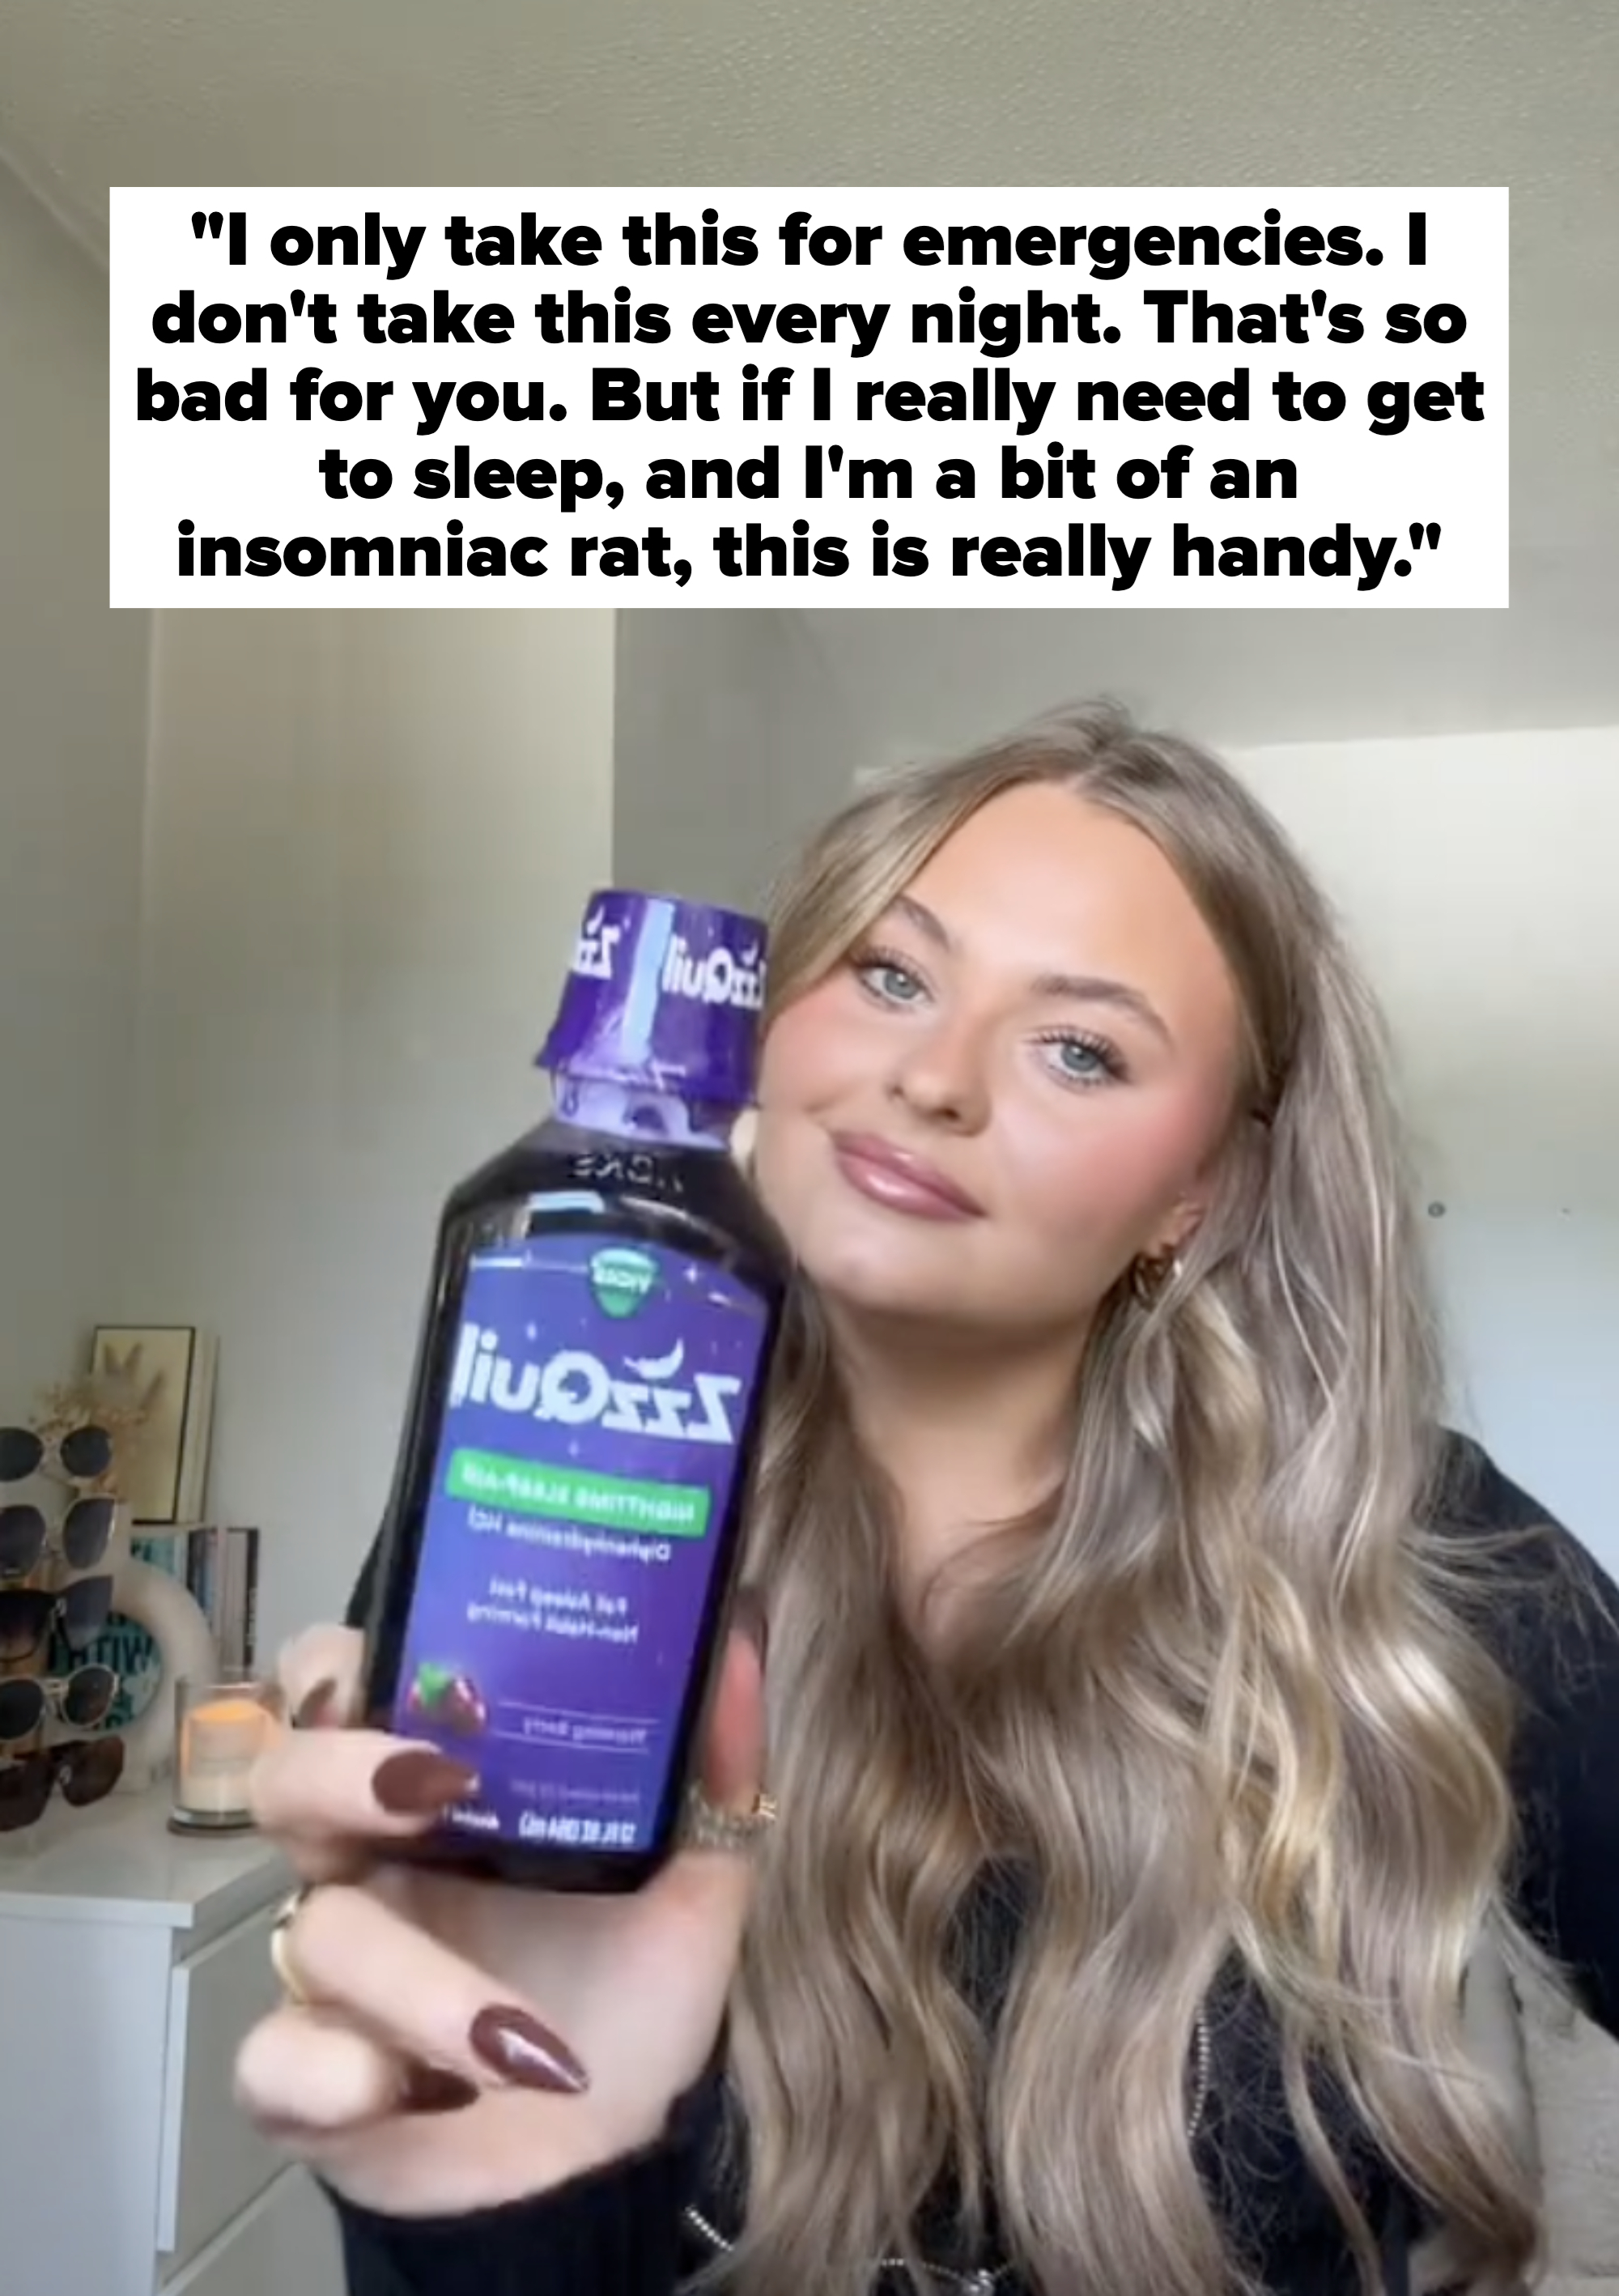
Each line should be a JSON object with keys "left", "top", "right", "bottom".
{"left": 331, "top": 1435, "right": 1619, "bottom": 2294}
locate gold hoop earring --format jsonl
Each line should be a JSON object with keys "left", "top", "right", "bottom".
{"left": 1131, "top": 1250, "right": 1182, "bottom": 1305}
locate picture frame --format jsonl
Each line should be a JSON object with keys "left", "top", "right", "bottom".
{"left": 88, "top": 1324, "right": 217, "bottom": 1525}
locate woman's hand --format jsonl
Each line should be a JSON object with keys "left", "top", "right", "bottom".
{"left": 234, "top": 1609, "right": 767, "bottom": 2219}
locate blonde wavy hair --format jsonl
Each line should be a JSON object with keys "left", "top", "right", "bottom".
{"left": 715, "top": 703, "right": 1549, "bottom": 2296}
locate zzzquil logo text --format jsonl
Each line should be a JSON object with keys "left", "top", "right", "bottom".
{"left": 571, "top": 907, "right": 623, "bottom": 981}
{"left": 448, "top": 1323, "right": 742, "bottom": 1446}
{"left": 660, "top": 933, "right": 765, "bottom": 1012}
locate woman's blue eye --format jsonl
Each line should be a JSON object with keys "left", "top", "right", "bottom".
{"left": 1040, "top": 1033, "right": 1122, "bottom": 1086}
{"left": 855, "top": 955, "right": 925, "bottom": 1005}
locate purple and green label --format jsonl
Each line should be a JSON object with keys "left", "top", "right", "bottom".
{"left": 392, "top": 1228, "right": 769, "bottom": 1855}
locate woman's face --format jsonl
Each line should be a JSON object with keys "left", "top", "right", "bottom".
{"left": 752, "top": 783, "right": 1247, "bottom": 1341}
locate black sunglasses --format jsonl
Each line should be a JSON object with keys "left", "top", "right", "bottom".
{"left": 0, "top": 1575, "right": 115, "bottom": 1664}
{"left": 0, "top": 1736, "right": 125, "bottom": 1832}
{"left": 0, "top": 1495, "right": 117, "bottom": 1580}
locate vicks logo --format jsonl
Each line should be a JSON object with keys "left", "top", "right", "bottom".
{"left": 589, "top": 1246, "right": 657, "bottom": 1319}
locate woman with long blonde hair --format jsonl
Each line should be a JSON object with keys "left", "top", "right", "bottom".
{"left": 239, "top": 704, "right": 1619, "bottom": 2296}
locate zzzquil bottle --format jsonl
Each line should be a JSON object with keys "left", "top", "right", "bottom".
{"left": 360, "top": 890, "right": 788, "bottom": 1893}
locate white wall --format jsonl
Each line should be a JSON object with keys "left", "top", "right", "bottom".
{"left": 0, "top": 164, "right": 150, "bottom": 1408}
{"left": 614, "top": 609, "right": 856, "bottom": 912}
{"left": 1230, "top": 727, "right": 1619, "bottom": 1568}
{"left": 129, "top": 610, "right": 616, "bottom": 1654}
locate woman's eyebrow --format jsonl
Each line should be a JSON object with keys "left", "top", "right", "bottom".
{"left": 889, "top": 893, "right": 1174, "bottom": 1046}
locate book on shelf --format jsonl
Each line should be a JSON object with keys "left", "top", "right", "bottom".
{"left": 185, "top": 1524, "right": 261, "bottom": 1673}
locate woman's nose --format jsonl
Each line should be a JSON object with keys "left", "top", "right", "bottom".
{"left": 886, "top": 1016, "right": 992, "bottom": 1130}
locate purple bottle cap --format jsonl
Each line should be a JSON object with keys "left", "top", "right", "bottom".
{"left": 538, "top": 890, "right": 768, "bottom": 1109}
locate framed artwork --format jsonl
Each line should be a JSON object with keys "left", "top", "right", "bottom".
{"left": 88, "top": 1325, "right": 217, "bottom": 1525}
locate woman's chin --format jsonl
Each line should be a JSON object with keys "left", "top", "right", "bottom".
{"left": 799, "top": 1236, "right": 968, "bottom": 1324}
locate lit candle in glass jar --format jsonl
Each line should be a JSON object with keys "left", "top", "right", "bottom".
{"left": 171, "top": 1675, "right": 283, "bottom": 1833}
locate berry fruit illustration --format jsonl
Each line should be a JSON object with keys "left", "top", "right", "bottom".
{"left": 407, "top": 1661, "right": 488, "bottom": 1736}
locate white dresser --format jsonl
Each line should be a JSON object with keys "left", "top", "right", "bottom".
{"left": 0, "top": 1789, "right": 345, "bottom": 2296}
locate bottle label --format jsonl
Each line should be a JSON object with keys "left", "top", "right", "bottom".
{"left": 657, "top": 929, "right": 766, "bottom": 1013}
{"left": 570, "top": 904, "right": 623, "bottom": 982}
{"left": 542, "top": 890, "right": 767, "bottom": 1107}
{"left": 392, "top": 1231, "right": 769, "bottom": 1856}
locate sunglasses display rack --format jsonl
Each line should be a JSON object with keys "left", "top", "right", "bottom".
{"left": 0, "top": 1418, "right": 217, "bottom": 1833}
{"left": 0, "top": 1422, "right": 123, "bottom": 1839}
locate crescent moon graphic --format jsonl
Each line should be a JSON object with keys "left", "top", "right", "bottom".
{"left": 624, "top": 1338, "right": 686, "bottom": 1380}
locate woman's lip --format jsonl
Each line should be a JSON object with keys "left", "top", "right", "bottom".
{"left": 830, "top": 1133, "right": 985, "bottom": 1221}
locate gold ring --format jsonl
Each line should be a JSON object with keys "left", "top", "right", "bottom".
{"left": 269, "top": 1883, "right": 315, "bottom": 2006}
{"left": 681, "top": 1783, "right": 778, "bottom": 1853}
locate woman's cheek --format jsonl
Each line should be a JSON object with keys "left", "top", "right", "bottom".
{"left": 1006, "top": 1105, "right": 1192, "bottom": 1244}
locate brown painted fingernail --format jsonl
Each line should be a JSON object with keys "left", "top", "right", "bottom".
{"left": 469, "top": 2005, "right": 589, "bottom": 2094}
{"left": 400, "top": 2062, "right": 481, "bottom": 2114}
{"left": 295, "top": 1678, "right": 339, "bottom": 1729}
{"left": 372, "top": 1749, "right": 479, "bottom": 1814}
{"left": 733, "top": 1586, "right": 769, "bottom": 1669}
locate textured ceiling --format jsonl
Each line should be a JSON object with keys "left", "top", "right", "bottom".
{"left": 3, "top": 0, "right": 1614, "bottom": 739}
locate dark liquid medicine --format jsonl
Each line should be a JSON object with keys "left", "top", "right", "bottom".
{"left": 361, "top": 890, "right": 788, "bottom": 1892}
